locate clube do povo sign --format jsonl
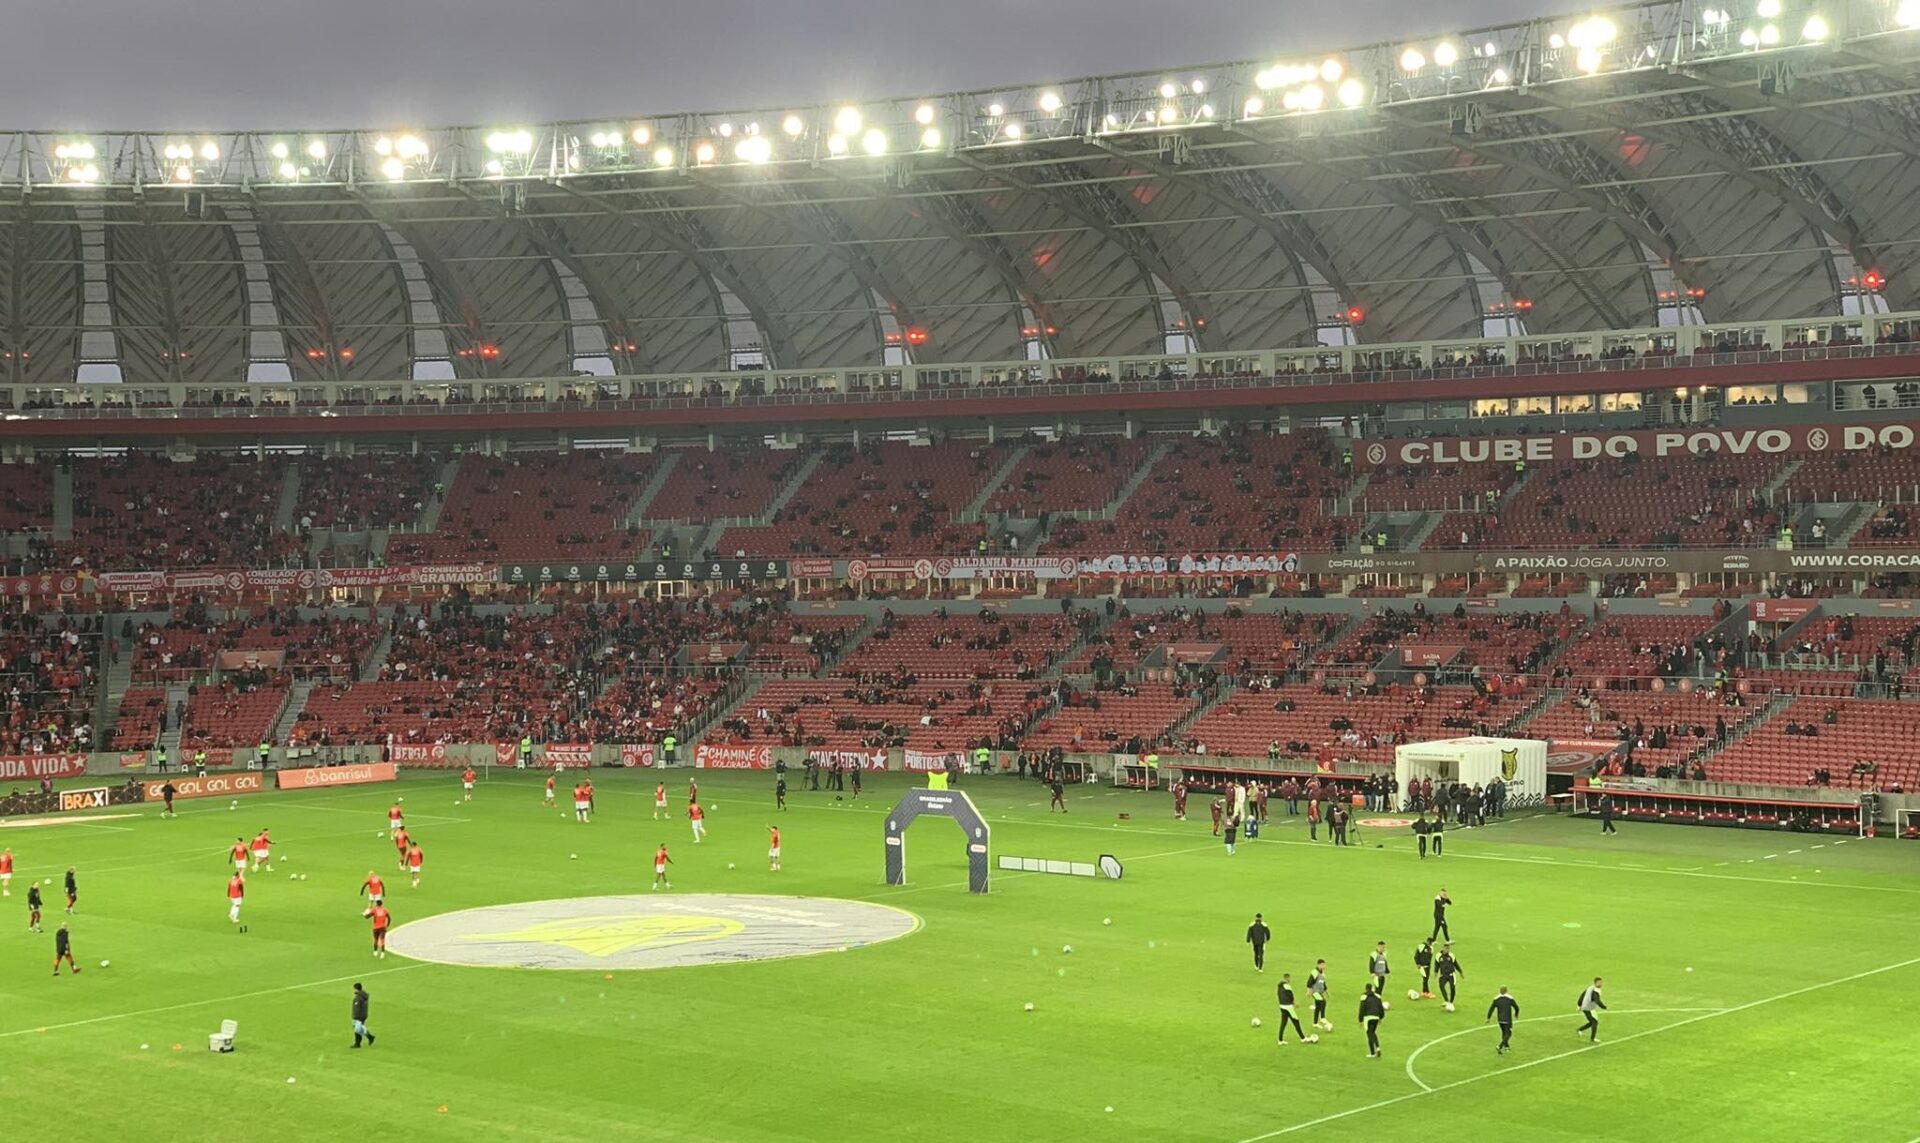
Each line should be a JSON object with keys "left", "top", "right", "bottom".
{"left": 1368, "top": 422, "right": 1918, "bottom": 467}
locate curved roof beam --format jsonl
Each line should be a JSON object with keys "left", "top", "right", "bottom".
{"left": 132, "top": 197, "right": 187, "bottom": 384}
{"left": 950, "top": 151, "right": 1207, "bottom": 347}
{"left": 248, "top": 196, "right": 342, "bottom": 379}
{"left": 442, "top": 181, "right": 652, "bottom": 374}
{"left": 546, "top": 179, "right": 794, "bottom": 368}
{"left": 348, "top": 191, "right": 490, "bottom": 369}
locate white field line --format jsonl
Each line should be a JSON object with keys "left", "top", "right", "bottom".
{"left": 0, "top": 963, "right": 427, "bottom": 1041}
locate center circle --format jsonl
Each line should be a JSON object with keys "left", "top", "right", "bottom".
{"left": 385, "top": 893, "right": 921, "bottom": 971}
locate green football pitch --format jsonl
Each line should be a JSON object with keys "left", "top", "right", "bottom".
{"left": 3, "top": 770, "right": 1916, "bottom": 1143}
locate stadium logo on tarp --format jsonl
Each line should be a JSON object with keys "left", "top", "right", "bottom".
{"left": 1500, "top": 748, "right": 1519, "bottom": 780}
{"left": 385, "top": 893, "right": 920, "bottom": 971}
{"left": 1356, "top": 817, "right": 1415, "bottom": 828}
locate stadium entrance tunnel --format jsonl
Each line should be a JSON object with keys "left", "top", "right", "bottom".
{"left": 884, "top": 787, "right": 991, "bottom": 892}
{"left": 384, "top": 894, "right": 920, "bottom": 970}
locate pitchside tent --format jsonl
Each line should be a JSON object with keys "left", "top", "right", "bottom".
{"left": 1394, "top": 737, "right": 1548, "bottom": 809}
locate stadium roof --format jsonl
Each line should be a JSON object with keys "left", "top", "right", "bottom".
{"left": 6, "top": 0, "right": 1920, "bottom": 385}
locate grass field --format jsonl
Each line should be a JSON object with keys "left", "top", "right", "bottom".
{"left": 2, "top": 768, "right": 1917, "bottom": 1142}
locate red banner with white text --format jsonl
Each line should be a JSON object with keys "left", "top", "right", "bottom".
{"left": 695, "top": 743, "right": 774, "bottom": 770}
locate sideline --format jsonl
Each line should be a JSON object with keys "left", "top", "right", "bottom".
{"left": 0, "top": 963, "right": 427, "bottom": 1041}
{"left": 1229, "top": 954, "right": 1920, "bottom": 1141}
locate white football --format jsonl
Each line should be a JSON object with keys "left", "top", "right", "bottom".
{"left": 290, "top": 873, "right": 298, "bottom": 880}
{"left": 1444, "top": 1002, "right": 1455, "bottom": 1012}
{"left": 1251, "top": 1017, "right": 1262, "bottom": 1027}
{"left": 1382, "top": 1000, "right": 1392, "bottom": 1010}
{"left": 1024, "top": 1002, "right": 1035, "bottom": 1012}
{"left": 1308, "top": 1034, "right": 1320, "bottom": 1043}
{"left": 1062, "top": 945, "right": 1072, "bottom": 954}
{"left": 569, "top": 854, "right": 577, "bottom": 860}
{"left": 397, "top": 797, "right": 404, "bottom": 803}
{"left": 1102, "top": 918, "right": 1112, "bottom": 926}
{"left": 727, "top": 862, "right": 736, "bottom": 870}
{"left": 299, "top": 875, "right": 307, "bottom": 882}
{"left": 1408, "top": 989, "right": 1420, "bottom": 1000}
{"left": 99, "top": 960, "right": 110, "bottom": 968}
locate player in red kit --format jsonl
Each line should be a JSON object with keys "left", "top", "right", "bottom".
{"left": 229, "top": 838, "right": 249, "bottom": 874}
{"left": 543, "top": 774, "right": 556, "bottom": 807}
{"left": 1210, "top": 798, "right": 1225, "bottom": 836}
{"left": 652, "top": 844, "right": 672, "bottom": 890}
{"left": 392, "top": 827, "right": 410, "bottom": 870}
{"left": 572, "top": 782, "right": 592, "bottom": 823}
{"left": 689, "top": 801, "right": 707, "bottom": 843}
{"left": 767, "top": 825, "right": 781, "bottom": 872}
{"left": 1, "top": 846, "right": 14, "bottom": 896}
{"left": 365, "top": 903, "right": 392, "bottom": 957}
{"left": 388, "top": 803, "right": 404, "bottom": 835}
{"left": 687, "top": 778, "right": 698, "bottom": 806}
{"left": 1172, "top": 781, "right": 1188, "bottom": 821}
{"left": 406, "top": 843, "right": 423, "bottom": 889}
{"left": 461, "top": 768, "right": 476, "bottom": 801}
{"left": 360, "top": 871, "right": 385, "bottom": 904}
{"left": 653, "top": 783, "right": 668, "bottom": 819}
{"left": 251, "top": 829, "right": 272, "bottom": 872}
{"left": 228, "top": 873, "right": 246, "bottom": 927}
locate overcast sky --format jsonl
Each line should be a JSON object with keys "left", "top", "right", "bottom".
{"left": 13, "top": 0, "right": 1568, "bottom": 131}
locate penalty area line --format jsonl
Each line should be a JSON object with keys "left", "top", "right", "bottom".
{"left": 0, "top": 963, "right": 427, "bottom": 1042}
{"left": 1232, "top": 955, "right": 1920, "bottom": 1142}
{"left": 1402, "top": 1007, "right": 1726, "bottom": 1091}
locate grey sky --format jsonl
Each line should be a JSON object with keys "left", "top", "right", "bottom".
{"left": 15, "top": 0, "right": 1568, "bottom": 130}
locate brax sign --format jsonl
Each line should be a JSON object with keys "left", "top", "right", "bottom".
{"left": 1365, "top": 423, "right": 1920, "bottom": 467}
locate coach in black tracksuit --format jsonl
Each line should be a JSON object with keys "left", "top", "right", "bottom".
{"left": 1358, "top": 985, "right": 1387, "bottom": 1057}
{"left": 1414, "top": 939, "right": 1435, "bottom": 997}
{"left": 1275, "top": 975, "right": 1307, "bottom": 1043}
{"left": 1487, "top": 987, "right": 1520, "bottom": 1053}
{"left": 1431, "top": 890, "right": 1452, "bottom": 941}
{"left": 1246, "top": 914, "right": 1271, "bottom": 972}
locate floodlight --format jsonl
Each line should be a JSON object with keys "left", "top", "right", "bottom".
{"left": 1296, "top": 85, "right": 1323, "bottom": 111}
{"left": 652, "top": 145, "right": 674, "bottom": 167}
{"left": 914, "top": 104, "right": 937, "bottom": 125}
{"left": 1244, "top": 96, "right": 1264, "bottom": 116}
{"left": 1190, "top": 79, "right": 1205, "bottom": 94}
{"left": 588, "top": 131, "right": 609, "bottom": 147}
{"left": 173, "top": 165, "right": 193, "bottom": 182}
{"left": 631, "top": 125, "right": 652, "bottom": 145}
{"left": 199, "top": 142, "right": 219, "bottom": 161}
{"left": 782, "top": 115, "right": 805, "bottom": 137}
{"left": 1254, "top": 68, "right": 1277, "bottom": 90}
{"left": 1039, "top": 91, "right": 1063, "bottom": 114}
{"left": 736, "top": 135, "right": 772, "bottom": 164}
{"left": 1400, "top": 48, "right": 1426, "bottom": 71}
{"left": 307, "top": 140, "right": 328, "bottom": 160}
{"left": 1576, "top": 46, "right": 1603, "bottom": 71}
{"left": 1757, "top": 0, "right": 1781, "bottom": 16}
{"left": 162, "top": 144, "right": 181, "bottom": 160}
{"left": 69, "top": 164, "right": 99, "bottom": 183}
{"left": 1004, "top": 122, "right": 1023, "bottom": 139}
{"left": 1549, "top": 33, "right": 1567, "bottom": 47}
{"left": 694, "top": 141, "right": 716, "bottom": 164}
{"left": 1338, "top": 78, "right": 1366, "bottom": 106}
{"left": 277, "top": 161, "right": 298, "bottom": 179}
{"left": 1801, "top": 12, "right": 1828, "bottom": 37}
{"left": 1158, "top": 106, "right": 1178, "bottom": 123}
{"left": 1759, "top": 22, "right": 1781, "bottom": 42}
{"left": 484, "top": 159, "right": 504, "bottom": 176}
{"left": 1568, "top": 16, "right": 1616, "bottom": 46}
{"left": 717, "top": 122, "right": 734, "bottom": 138}
{"left": 861, "top": 128, "right": 888, "bottom": 155}
{"left": 1198, "top": 103, "right": 1214, "bottom": 118}
{"left": 834, "top": 107, "right": 862, "bottom": 134}
{"left": 381, "top": 157, "right": 405, "bottom": 179}
{"left": 1483, "top": 41, "right": 1498, "bottom": 56}
{"left": 1158, "top": 82, "right": 1178, "bottom": 99}
{"left": 920, "top": 127, "right": 942, "bottom": 149}
{"left": 269, "top": 141, "right": 290, "bottom": 160}
{"left": 1900, "top": 0, "right": 1920, "bottom": 27}
{"left": 827, "top": 133, "right": 849, "bottom": 155}
{"left": 1320, "top": 59, "right": 1343, "bottom": 82}
{"left": 57, "top": 141, "right": 95, "bottom": 161}
{"left": 1433, "top": 43, "right": 1459, "bottom": 67}
{"left": 374, "top": 137, "right": 394, "bottom": 156}
{"left": 987, "top": 102, "right": 1005, "bottom": 117}
{"left": 1490, "top": 67, "right": 1512, "bottom": 85}
{"left": 396, "top": 135, "right": 427, "bottom": 159}
{"left": 488, "top": 131, "right": 533, "bottom": 154}
{"left": 1740, "top": 27, "right": 1760, "bottom": 44}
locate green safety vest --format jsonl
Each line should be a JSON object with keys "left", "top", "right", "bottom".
{"left": 1145, "top": 753, "right": 1160, "bottom": 769}
{"left": 520, "top": 737, "right": 532, "bottom": 755}
{"left": 195, "top": 751, "right": 206, "bottom": 765}
{"left": 974, "top": 747, "right": 990, "bottom": 763}
{"left": 156, "top": 747, "right": 167, "bottom": 762}
{"left": 259, "top": 743, "right": 270, "bottom": 758}
{"left": 663, "top": 736, "right": 678, "bottom": 752}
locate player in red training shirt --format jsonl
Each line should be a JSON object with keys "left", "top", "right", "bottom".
{"left": 392, "top": 827, "right": 411, "bottom": 870}
{"left": 652, "top": 844, "right": 672, "bottom": 890}
{"left": 653, "top": 783, "right": 668, "bottom": 819}
{"left": 251, "top": 829, "right": 272, "bottom": 873}
{"left": 461, "top": 768, "right": 476, "bottom": 801}
{"left": 365, "top": 903, "right": 392, "bottom": 957}
{"left": 689, "top": 801, "right": 707, "bottom": 843}
{"left": 406, "top": 843, "right": 424, "bottom": 889}
{"left": 388, "top": 803, "right": 405, "bottom": 834}
{"left": 228, "top": 873, "right": 246, "bottom": 927}
{"left": 1, "top": 846, "right": 13, "bottom": 896}
{"left": 229, "top": 837, "right": 250, "bottom": 875}
{"left": 543, "top": 774, "right": 556, "bottom": 808}
{"left": 768, "top": 826, "right": 781, "bottom": 872}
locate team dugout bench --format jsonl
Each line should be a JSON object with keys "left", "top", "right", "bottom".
{"left": 1571, "top": 782, "right": 1870, "bottom": 835}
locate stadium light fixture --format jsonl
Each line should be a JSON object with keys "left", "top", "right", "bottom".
{"left": 919, "top": 127, "right": 942, "bottom": 149}
{"left": 54, "top": 141, "right": 95, "bottom": 161}
{"left": 306, "top": 140, "right": 328, "bottom": 160}
{"left": 1158, "top": 81, "right": 1178, "bottom": 99}
{"left": 716, "top": 122, "right": 734, "bottom": 138}
{"left": 1244, "top": 96, "right": 1264, "bottom": 116}
{"left": 1489, "top": 67, "right": 1512, "bottom": 85}
{"left": 1158, "top": 105, "right": 1178, "bottom": 123}
{"left": 1198, "top": 102, "right": 1215, "bottom": 118}
{"left": 277, "top": 161, "right": 298, "bottom": 179}
{"left": 1102, "top": 113, "right": 1119, "bottom": 130}
{"left": 396, "top": 134, "right": 428, "bottom": 159}
{"left": 1901, "top": 0, "right": 1920, "bottom": 27}
{"left": 987, "top": 102, "right": 1005, "bottom": 117}
{"left": 1801, "top": 14, "right": 1829, "bottom": 39}
{"left": 374, "top": 137, "right": 394, "bottom": 156}
{"left": 67, "top": 164, "right": 100, "bottom": 183}
{"left": 1004, "top": 122, "right": 1024, "bottom": 139}
{"left": 1296, "top": 85, "right": 1323, "bottom": 111}
{"left": 1568, "top": 16, "right": 1617, "bottom": 46}
{"left": 1433, "top": 42, "right": 1459, "bottom": 67}
{"left": 827, "top": 133, "right": 849, "bottom": 156}
{"left": 1756, "top": 0, "right": 1782, "bottom": 16}
{"left": 1399, "top": 48, "right": 1426, "bottom": 71}
{"left": 1337, "top": 78, "right": 1367, "bottom": 107}
{"left": 588, "top": 131, "right": 610, "bottom": 147}
{"left": 631, "top": 125, "right": 652, "bottom": 146}
{"left": 736, "top": 135, "right": 773, "bottom": 164}
{"left": 1759, "top": 22, "right": 1781, "bottom": 42}
{"left": 1320, "top": 58, "right": 1344, "bottom": 82}
{"left": 914, "top": 104, "right": 937, "bottom": 126}
{"left": 1038, "top": 91, "right": 1063, "bottom": 114}
{"left": 269, "top": 141, "right": 290, "bottom": 160}
{"left": 1577, "top": 46, "right": 1604, "bottom": 71}
{"left": 1482, "top": 41, "right": 1498, "bottom": 56}
{"left": 694, "top": 141, "right": 716, "bottom": 164}
{"left": 199, "top": 142, "right": 219, "bottom": 161}
{"left": 486, "top": 130, "right": 534, "bottom": 155}
{"left": 173, "top": 165, "right": 193, "bottom": 182}
{"left": 652, "top": 145, "right": 674, "bottom": 167}
{"left": 782, "top": 115, "right": 805, "bottom": 137}
{"left": 1548, "top": 33, "right": 1567, "bottom": 48}
{"left": 834, "top": 107, "right": 863, "bottom": 135}
{"left": 1254, "top": 68, "right": 1277, "bottom": 90}
{"left": 1740, "top": 26, "right": 1760, "bottom": 44}
{"left": 1190, "top": 79, "right": 1206, "bottom": 94}
{"left": 861, "top": 128, "right": 888, "bottom": 155}
{"left": 381, "top": 157, "right": 405, "bottom": 180}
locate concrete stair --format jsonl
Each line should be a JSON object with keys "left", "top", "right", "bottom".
{"left": 271, "top": 680, "right": 315, "bottom": 744}
{"left": 94, "top": 651, "right": 133, "bottom": 749}
{"left": 759, "top": 451, "right": 824, "bottom": 522}
{"left": 51, "top": 466, "right": 73, "bottom": 541}
{"left": 159, "top": 682, "right": 190, "bottom": 756}
{"left": 623, "top": 450, "right": 682, "bottom": 528}
{"left": 414, "top": 457, "right": 463, "bottom": 533}
{"left": 359, "top": 625, "right": 395, "bottom": 682}
{"left": 957, "top": 445, "right": 1030, "bottom": 523}
{"left": 273, "top": 463, "right": 302, "bottom": 531}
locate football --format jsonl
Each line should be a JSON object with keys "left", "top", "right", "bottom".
{"left": 727, "top": 862, "right": 736, "bottom": 869}
{"left": 362, "top": 909, "right": 373, "bottom": 918}
{"left": 1408, "top": 989, "right": 1420, "bottom": 1000}
{"left": 1307, "top": 1034, "right": 1320, "bottom": 1043}
{"left": 1382, "top": 1000, "right": 1392, "bottom": 1010}
{"left": 1250, "top": 1017, "right": 1262, "bottom": 1027}
{"left": 99, "top": 960, "right": 110, "bottom": 968}
{"left": 1061, "top": 944, "right": 1072, "bottom": 954}
{"left": 1023, "top": 1002, "right": 1034, "bottom": 1012}
{"left": 1445, "top": 1002, "right": 1456, "bottom": 1012}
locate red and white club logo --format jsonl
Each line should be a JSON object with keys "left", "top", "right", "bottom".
{"left": 224, "top": 572, "right": 245, "bottom": 590}
{"left": 1364, "top": 443, "right": 1388, "bottom": 465}
{"left": 1806, "top": 427, "right": 1830, "bottom": 451}
{"left": 847, "top": 560, "right": 869, "bottom": 580}
{"left": 296, "top": 570, "right": 317, "bottom": 589}
{"left": 928, "top": 558, "right": 951, "bottom": 578}
{"left": 58, "top": 576, "right": 78, "bottom": 594}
